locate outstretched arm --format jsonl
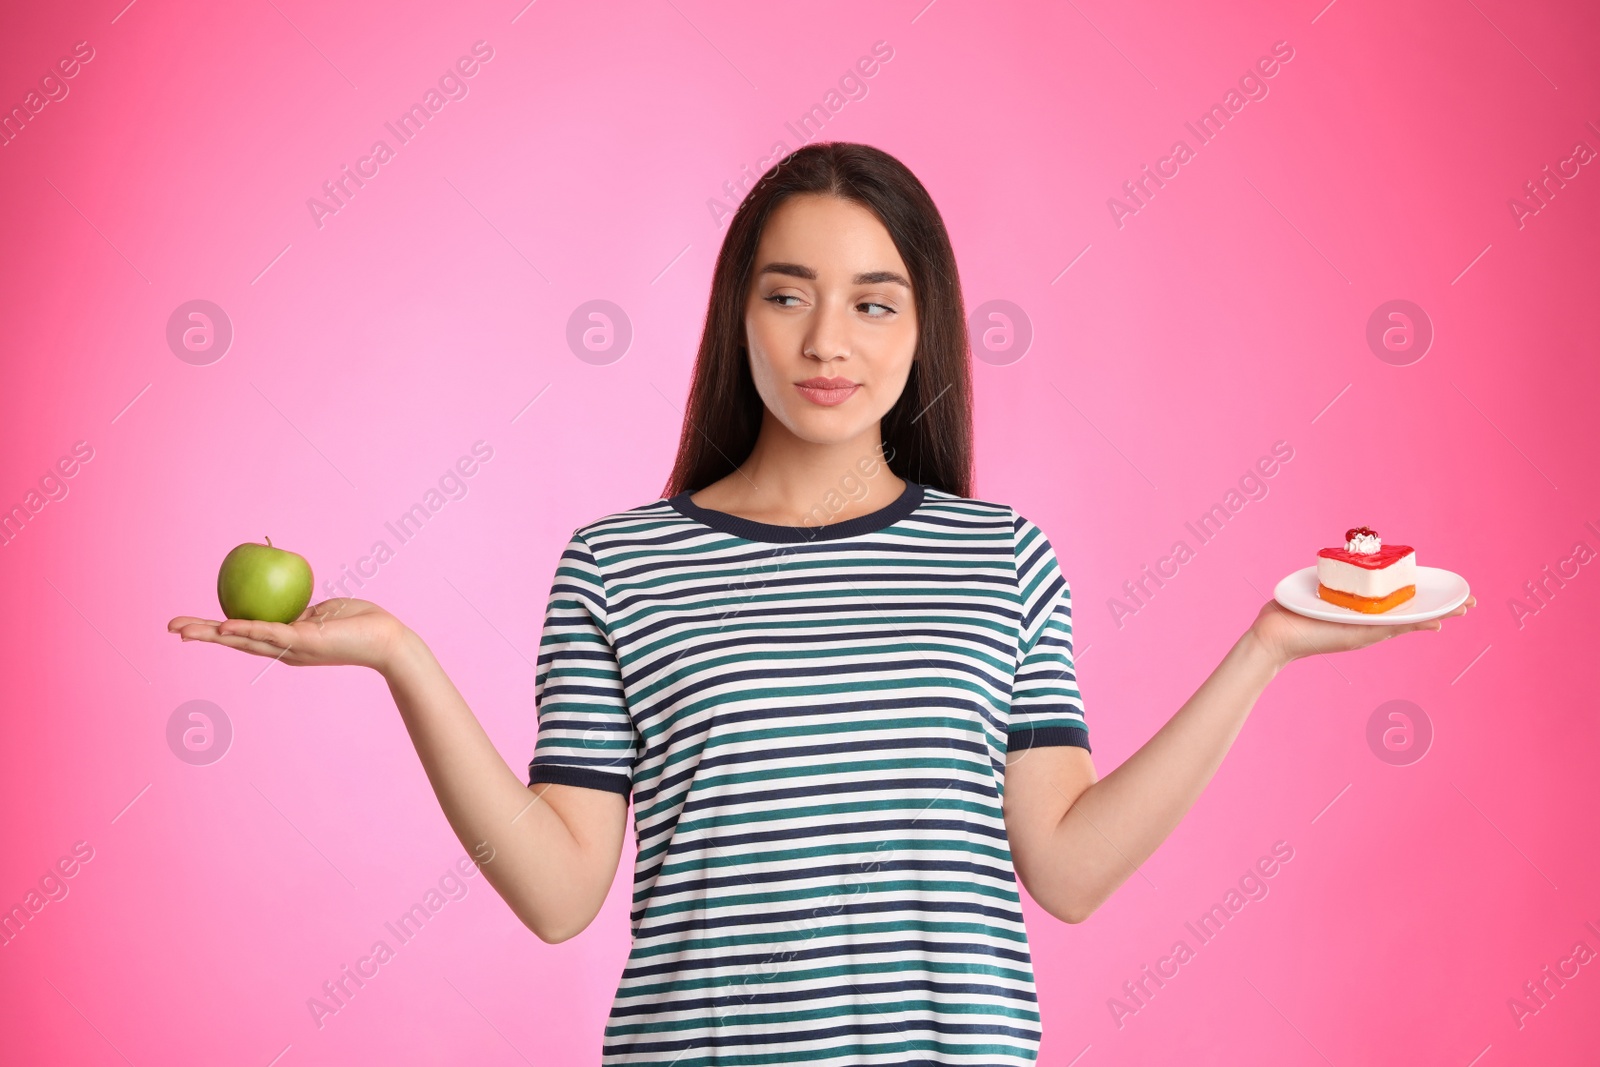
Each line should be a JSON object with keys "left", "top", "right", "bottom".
{"left": 168, "top": 600, "right": 628, "bottom": 943}
{"left": 1003, "top": 596, "right": 1474, "bottom": 924}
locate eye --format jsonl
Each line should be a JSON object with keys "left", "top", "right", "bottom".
{"left": 763, "top": 293, "right": 897, "bottom": 316}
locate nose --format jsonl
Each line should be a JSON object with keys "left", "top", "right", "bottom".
{"left": 803, "top": 299, "right": 855, "bottom": 363}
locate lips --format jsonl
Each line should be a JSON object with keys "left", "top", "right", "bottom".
{"left": 795, "top": 378, "right": 859, "bottom": 407}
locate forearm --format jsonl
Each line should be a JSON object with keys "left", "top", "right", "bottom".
{"left": 379, "top": 626, "right": 593, "bottom": 939}
{"left": 1047, "top": 628, "right": 1283, "bottom": 921}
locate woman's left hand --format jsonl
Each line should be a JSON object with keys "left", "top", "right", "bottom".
{"left": 1248, "top": 594, "right": 1477, "bottom": 669}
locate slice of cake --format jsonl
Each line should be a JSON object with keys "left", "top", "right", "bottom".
{"left": 1316, "top": 526, "right": 1417, "bottom": 613}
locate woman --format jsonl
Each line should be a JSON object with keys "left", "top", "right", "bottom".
{"left": 169, "top": 142, "right": 1473, "bottom": 1064}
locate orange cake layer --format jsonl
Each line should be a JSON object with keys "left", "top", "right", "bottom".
{"left": 1317, "top": 583, "right": 1416, "bottom": 614}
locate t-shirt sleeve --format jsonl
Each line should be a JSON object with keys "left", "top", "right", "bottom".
{"left": 528, "top": 530, "right": 641, "bottom": 797}
{"left": 1008, "top": 510, "right": 1091, "bottom": 753}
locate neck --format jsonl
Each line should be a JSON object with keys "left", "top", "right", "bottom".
{"left": 715, "top": 415, "right": 905, "bottom": 525}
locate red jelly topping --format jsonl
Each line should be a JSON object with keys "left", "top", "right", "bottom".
{"left": 1317, "top": 543, "right": 1415, "bottom": 569}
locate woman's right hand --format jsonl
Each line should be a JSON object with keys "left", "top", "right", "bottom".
{"left": 167, "top": 599, "right": 408, "bottom": 674}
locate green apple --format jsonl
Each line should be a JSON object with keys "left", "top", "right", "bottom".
{"left": 217, "top": 536, "right": 314, "bottom": 624}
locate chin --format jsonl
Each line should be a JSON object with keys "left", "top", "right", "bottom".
{"left": 781, "top": 410, "right": 875, "bottom": 444}
{"left": 791, "top": 424, "right": 866, "bottom": 446}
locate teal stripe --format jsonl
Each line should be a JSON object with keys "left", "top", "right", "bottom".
{"left": 620, "top": 915, "right": 1032, "bottom": 964}
{"left": 616, "top": 948, "right": 1037, "bottom": 997}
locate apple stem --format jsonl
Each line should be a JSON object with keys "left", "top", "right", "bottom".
{"left": 265, "top": 535, "right": 272, "bottom": 548}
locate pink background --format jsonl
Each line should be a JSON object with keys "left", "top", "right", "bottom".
{"left": 2, "top": 0, "right": 1597, "bottom": 1063}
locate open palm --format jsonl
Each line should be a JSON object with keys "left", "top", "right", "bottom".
{"left": 167, "top": 598, "right": 405, "bottom": 672}
{"left": 1250, "top": 594, "right": 1476, "bottom": 665}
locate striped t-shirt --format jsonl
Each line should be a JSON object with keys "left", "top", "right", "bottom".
{"left": 528, "top": 479, "right": 1090, "bottom": 1065}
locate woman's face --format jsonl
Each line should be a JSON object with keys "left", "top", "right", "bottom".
{"left": 743, "top": 193, "right": 918, "bottom": 446}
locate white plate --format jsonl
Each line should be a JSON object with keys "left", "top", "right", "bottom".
{"left": 1273, "top": 565, "right": 1470, "bottom": 625}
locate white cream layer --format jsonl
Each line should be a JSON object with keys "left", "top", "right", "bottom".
{"left": 1318, "top": 551, "right": 1417, "bottom": 598}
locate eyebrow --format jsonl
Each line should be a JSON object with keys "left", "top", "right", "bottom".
{"left": 756, "top": 261, "right": 912, "bottom": 290}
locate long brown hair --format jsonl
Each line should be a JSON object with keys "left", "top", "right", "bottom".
{"left": 663, "top": 141, "right": 974, "bottom": 499}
